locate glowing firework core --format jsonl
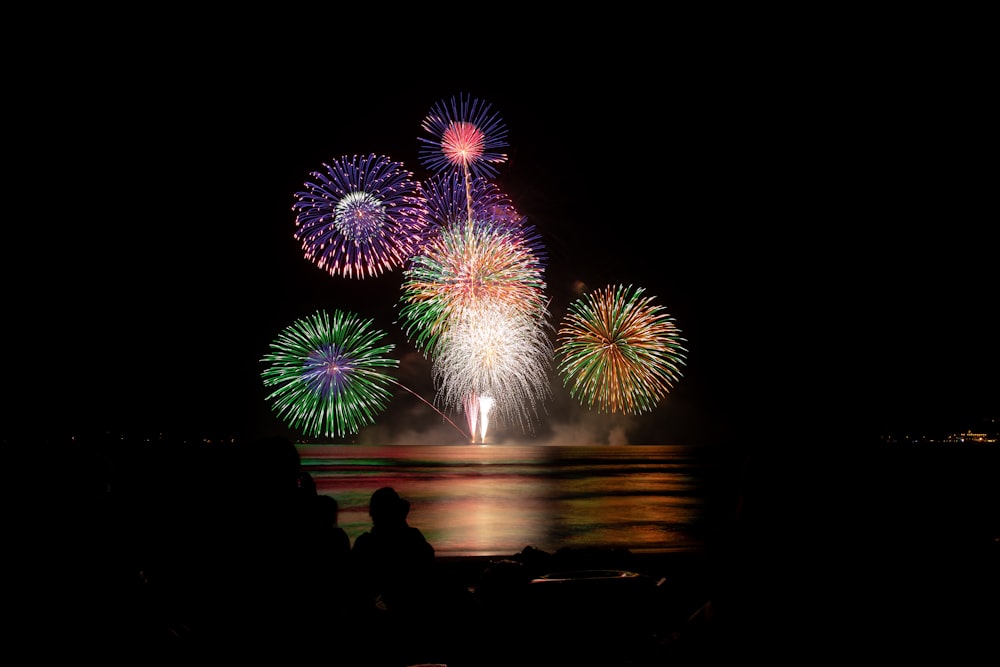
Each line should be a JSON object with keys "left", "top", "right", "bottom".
{"left": 303, "top": 345, "right": 358, "bottom": 397}
{"left": 442, "top": 121, "right": 486, "bottom": 169}
{"left": 334, "top": 192, "right": 385, "bottom": 242}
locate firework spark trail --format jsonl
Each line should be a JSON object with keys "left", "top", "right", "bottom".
{"left": 464, "top": 393, "right": 480, "bottom": 442}
{"left": 398, "top": 220, "right": 548, "bottom": 360}
{"left": 462, "top": 393, "right": 496, "bottom": 444}
{"left": 292, "top": 154, "right": 428, "bottom": 279}
{"left": 556, "top": 284, "right": 687, "bottom": 415}
{"left": 387, "top": 378, "right": 470, "bottom": 440}
{"left": 433, "top": 302, "right": 554, "bottom": 440}
{"left": 260, "top": 309, "right": 400, "bottom": 438}
{"left": 473, "top": 394, "right": 495, "bottom": 443}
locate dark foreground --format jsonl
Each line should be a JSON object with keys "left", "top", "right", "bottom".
{"left": 27, "top": 538, "right": 1000, "bottom": 666}
{"left": 22, "top": 438, "right": 1000, "bottom": 665}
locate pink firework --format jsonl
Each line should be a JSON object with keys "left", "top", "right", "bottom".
{"left": 442, "top": 122, "right": 485, "bottom": 172}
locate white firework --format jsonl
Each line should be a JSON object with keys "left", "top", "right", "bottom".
{"left": 433, "top": 301, "right": 554, "bottom": 441}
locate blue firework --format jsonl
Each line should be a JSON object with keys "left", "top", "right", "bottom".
{"left": 292, "top": 154, "right": 428, "bottom": 279}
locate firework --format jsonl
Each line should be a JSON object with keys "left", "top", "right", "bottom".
{"left": 417, "top": 172, "right": 548, "bottom": 264}
{"left": 432, "top": 302, "right": 554, "bottom": 441}
{"left": 463, "top": 392, "right": 481, "bottom": 442}
{"left": 398, "top": 220, "right": 548, "bottom": 358}
{"left": 261, "top": 309, "right": 399, "bottom": 438}
{"left": 292, "top": 154, "right": 427, "bottom": 279}
{"left": 419, "top": 171, "right": 521, "bottom": 231}
{"left": 556, "top": 284, "right": 687, "bottom": 415}
{"left": 464, "top": 393, "right": 495, "bottom": 444}
{"left": 418, "top": 93, "right": 508, "bottom": 180}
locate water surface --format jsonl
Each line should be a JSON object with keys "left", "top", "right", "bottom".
{"left": 298, "top": 443, "right": 707, "bottom": 557}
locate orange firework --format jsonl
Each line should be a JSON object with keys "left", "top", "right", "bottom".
{"left": 556, "top": 284, "right": 687, "bottom": 414}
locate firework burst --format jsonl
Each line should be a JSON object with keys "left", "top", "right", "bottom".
{"left": 261, "top": 309, "right": 399, "bottom": 438}
{"left": 433, "top": 302, "right": 554, "bottom": 441}
{"left": 398, "top": 220, "right": 548, "bottom": 358}
{"left": 418, "top": 93, "right": 508, "bottom": 180}
{"left": 555, "top": 284, "right": 687, "bottom": 415}
{"left": 292, "top": 154, "right": 427, "bottom": 279}
{"left": 418, "top": 171, "right": 521, "bottom": 231}
{"left": 417, "top": 172, "right": 548, "bottom": 264}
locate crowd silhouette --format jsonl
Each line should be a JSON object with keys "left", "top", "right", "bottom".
{"left": 34, "top": 433, "right": 999, "bottom": 665}
{"left": 37, "top": 436, "right": 480, "bottom": 664}
{"left": 31, "top": 434, "right": 725, "bottom": 665}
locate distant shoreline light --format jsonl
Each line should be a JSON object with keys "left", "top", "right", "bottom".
{"left": 882, "top": 430, "right": 998, "bottom": 445}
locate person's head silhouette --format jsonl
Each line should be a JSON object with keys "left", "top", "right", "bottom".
{"left": 369, "top": 486, "right": 410, "bottom": 526}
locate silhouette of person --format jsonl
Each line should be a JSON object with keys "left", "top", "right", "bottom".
{"left": 308, "top": 494, "right": 351, "bottom": 561}
{"left": 286, "top": 492, "right": 353, "bottom": 647}
{"left": 351, "top": 487, "right": 434, "bottom": 612}
{"left": 349, "top": 486, "right": 439, "bottom": 666}
{"left": 304, "top": 494, "right": 351, "bottom": 593}
{"left": 197, "top": 436, "right": 320, "bottom": 657}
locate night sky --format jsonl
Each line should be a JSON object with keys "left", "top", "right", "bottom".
{"left": 10, "top": 49, "right": 996, "bottom": 451}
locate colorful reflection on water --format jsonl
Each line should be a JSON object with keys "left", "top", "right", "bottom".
{"left": 298, "top": 443, "right": 706, "bottom": 557}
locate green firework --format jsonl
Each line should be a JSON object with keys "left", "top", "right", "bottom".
{"left": 261, "top": 309, "right": 399, "bottom": 438}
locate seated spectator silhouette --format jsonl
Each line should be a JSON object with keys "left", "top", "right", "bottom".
{"left": 301, "top": 494, "right": 352, "bottom": 615}
{"left": 351, "top": 487, "right": 434, "bottom": 612}
{"left": 308, "top": 494, "right": 351, "bottom": 564}
{"left": 199, "top": 436, "right": 319, "bottom": 657}
{"left": 349, "top": 486, "right": 439, "bottom": 665}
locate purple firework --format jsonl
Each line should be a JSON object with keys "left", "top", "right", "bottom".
{"left": 419, "top": 172, "right": 522, "bottom": 231}
{"left": 416, "top": 172, "right": 548, "bottom": 268}
{"left": 418, "top": 93, "right": 508, "bottom": 180}
{"left": 292, "top": 154, "right": 429, "bottom": 279}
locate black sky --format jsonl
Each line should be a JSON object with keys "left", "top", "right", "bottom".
{"left": 9, "top": 39, "right": 996, "bottom": 451}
